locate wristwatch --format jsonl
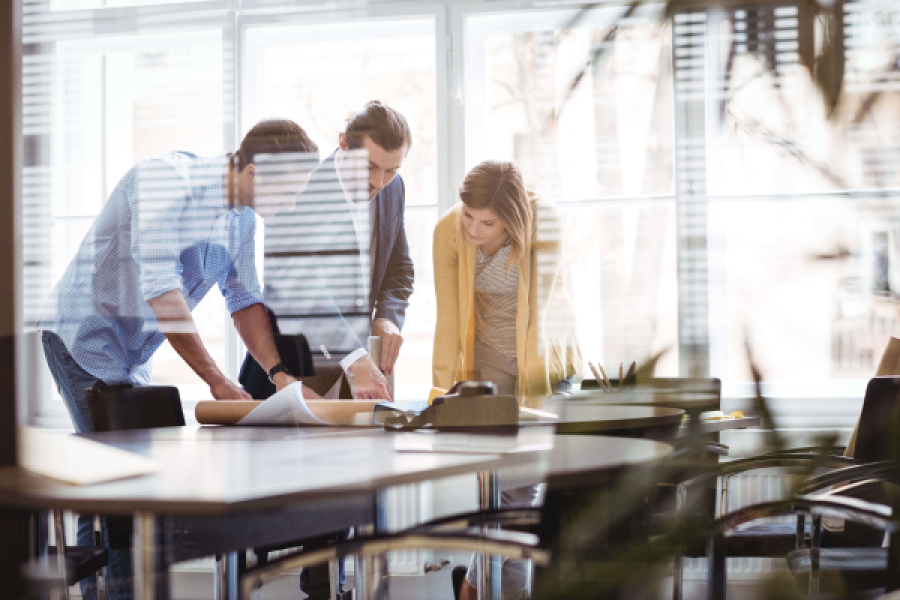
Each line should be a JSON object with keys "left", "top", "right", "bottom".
{"left": 267, "top": 362, "right": 293, "bottom": 384}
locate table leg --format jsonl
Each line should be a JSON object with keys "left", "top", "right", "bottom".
{"left": 353, "top": 525, "right": 370, "bottom": 600}
{"left": 329, "top": 557, "right": 341, "bottom": 599}
{"left": 52, "top": 509, "right": 70, "bottom": 600}
{"left": 133, "top": 513, "right": 171, "bottom": 600}
{"left": 215, "top": 553, "right": 239, "bottom": 600}
{"left": 477, "top": 471, "right": 501, "bottom": 600}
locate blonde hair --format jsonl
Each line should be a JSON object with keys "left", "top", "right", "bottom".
{"left": 458, "top": 161, "right": 533, "bottom": 270}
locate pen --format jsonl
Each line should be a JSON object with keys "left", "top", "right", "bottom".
{"left": 597, "top": 363, "right": 612, "bottom": 391}
{"left": 588, "top": 362, "right": 606, "bottom": 392}
{"left": 625, "top": 361, "right": 636, "bottom": 383}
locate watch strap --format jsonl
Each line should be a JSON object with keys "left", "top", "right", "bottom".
{"left": 267, "top": 362, "right": 292, "bottom": 383}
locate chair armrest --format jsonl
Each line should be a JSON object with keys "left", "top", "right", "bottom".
{"left": 706, "top": 494, "right": 896, "bottom": 600}
{"left": 708, "top": 493, "right": 895, "bottom": 539}
{"left": 240, "top": 528, "right": 549, "bottom": 596}
{"left": 775, "top": 446, "right": 846, "bottom": 456}
{"left": 797, "top": 461, "right": 900, "bottom": 495}
{"left": 676, "top": 452, "right": 857, "bottom": 513}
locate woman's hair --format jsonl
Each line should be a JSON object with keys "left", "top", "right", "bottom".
{"left": 231, "top": 119, "right": 319, "bottom": 172}
{"left": 343, "top": 101, "right": 412, "bottom": 153}
{"left": 458, "top": 160, "right": 533, "bottom": 269}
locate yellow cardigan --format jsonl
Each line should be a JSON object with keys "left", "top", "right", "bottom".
{"left": 431, "top": 194, "right": 582, "bottom": 406}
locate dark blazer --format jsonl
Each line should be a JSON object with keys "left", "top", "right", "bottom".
{"left": 247, "top": 151, "right": 414, "bottom": 377}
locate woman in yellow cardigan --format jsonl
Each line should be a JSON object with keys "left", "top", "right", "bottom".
{"left": 432, "top": 159, "right": 582, "bottom": 406}
{"left": 435, "top": 161, "right": 581, "bottom": 600}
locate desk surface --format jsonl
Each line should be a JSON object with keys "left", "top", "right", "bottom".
{"left": 0, "top": 427, "right": 672, "bottom": 516}
{"left": 535, "top": 403, "right": 685, "bottom": 434}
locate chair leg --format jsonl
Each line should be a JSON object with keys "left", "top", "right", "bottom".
{"left": 795, "top": 513, "right": 806, "bottom": 549}
{"left": 887, "top": 531, "right": 900, "bottom": 592}
{"left": 329, "top": 558, "right": 341, "bottom": 599}
{"left": 245, "top": 551, "right": 261, "bottom": 600}
{"left": 672, "top": 550, "right": 683, "bottom": 600}
{"left": 52, "top": 510, "right": 71, "bottom": 600}
{"left": 808, "top": 516, "right": 822, "bottom": 597}
{"left": 706, "top": 531, "right": 725, "bottom": 600}
{"left": 355, "top": 553, "right": 368, "bottom": 600}
{"left": 95, "top": 516, "right": 106, "bottom": 600}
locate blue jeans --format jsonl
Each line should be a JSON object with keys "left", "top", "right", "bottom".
{"left": 42, "top": 330, "right": 134, "bottom": 600}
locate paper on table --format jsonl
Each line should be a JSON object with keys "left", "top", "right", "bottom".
{"left": 324, "top": 373, "right": 344, "bottom": 400}
{"left": 20, "top": 427, "right": 158, "bottom": 485}
{"left": 238, "top": 382, "right": 329, "bottom": 426}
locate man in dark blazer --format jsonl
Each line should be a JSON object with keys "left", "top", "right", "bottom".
{"left": 240, "top": 103, "right": 415, "bottom": 599}
{"left": 243, "top": 101, "right": 414, "bottom": 402}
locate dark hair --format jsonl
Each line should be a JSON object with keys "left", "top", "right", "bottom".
{"left": 343, "top": 101, "right": 412, "bottom": 153}
{"left": 231, "top": 119, "right": 319, "bottom": 172}
{"left": 458, "top": 160, "right": 533, "bottom": 269}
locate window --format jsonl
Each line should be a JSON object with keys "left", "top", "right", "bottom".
{"left": 459, "top": 4, "right": 679, "bottom": 376}
{"left": 29, "top": 26, "right": 227, "bottom": 418}
{"left": 687, "top": 1, "right": 900, "bottom": 402}
{"left": 21, "top": 0, "right": 900, "bottom": 430}
{"left": 244, "top": 14, "right": 442, "bottom": 400}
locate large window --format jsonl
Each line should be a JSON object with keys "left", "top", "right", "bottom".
{"left": 21, "top": 0, "right": 900, "bottom": 431}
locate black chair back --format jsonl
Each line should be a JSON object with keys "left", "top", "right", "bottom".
{"left": 86, "top": 383, "right": 185, "bottom": 432}
{"left": 855, "top": 376, "right": 900, "bottom": 463}
{"left": 84, "top": 383, "right": 185, "bottom": 549}
{"left": 239, "top": 333, "right": 315, "bottom": 399}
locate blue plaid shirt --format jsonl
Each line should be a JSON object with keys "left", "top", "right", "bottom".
{"left": 38, "top": 151, "right": 263, "bottom": 385}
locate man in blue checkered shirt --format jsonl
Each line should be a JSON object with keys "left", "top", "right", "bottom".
{"left": 37, "top": 119, "right": 322, "bottom": 600}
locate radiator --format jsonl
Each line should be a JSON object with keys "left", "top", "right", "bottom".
{"left": 683, "top": 471, "right": 798, "bottom": 579}
{"left": 383, "top": 482, "right": 434, "bottom": 575}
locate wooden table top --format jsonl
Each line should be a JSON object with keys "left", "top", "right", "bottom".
{"left": 530, "top": 402, "right": 686, "bottom": 434}
{"left": 0, "top": 427, "right": 672, "bottom": 516}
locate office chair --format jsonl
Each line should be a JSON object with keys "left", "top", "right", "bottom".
{"left": 25, "top": 384, "right": 185, "bottom": 599}
{"left": 239, "top": 333, "right": 316, "bottom": 399}
{"left": 674, "top": 376, "right": 900, "bottom": 599}
{"left": 705, "top": 492, "right": 900, "bottom": 600}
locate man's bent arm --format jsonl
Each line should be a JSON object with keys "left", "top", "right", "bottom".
{"left": 232, "top": 303, "right": 322, "bottom": 398}
{"left": 147, "top": 289, "right": 251, "bottom": 401}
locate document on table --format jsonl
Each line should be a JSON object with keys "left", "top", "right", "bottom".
{"left": 20, "top": 427, "right": 159, "bottom": 485}
{"left": 238, "top": 382, "right": 329, "bottom": 426}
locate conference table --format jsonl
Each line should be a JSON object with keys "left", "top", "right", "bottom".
{"left": 549, "top": 390, "right": 762, "bottom": 435}
{"left": 530, "top": 403, "right": 685, "bottom": 437}
{"left": 0, "top": 424, "right": 674, "bottom": 600}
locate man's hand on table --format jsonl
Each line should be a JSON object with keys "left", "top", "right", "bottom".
{"left": 372, "top": 318, "right": 403, "bottom": 375}
{"left": 349, "top": 355, "right": 392, "bottom": 401}
{"left": 210, "top": 377, "right": 252, "bottom": 401}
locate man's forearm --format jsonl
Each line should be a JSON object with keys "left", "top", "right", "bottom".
{"left": 232, "top": 303, "right": 280, "bottom": 372}
{"left": 147, "top": 289, "right": 228, "bottom": 387}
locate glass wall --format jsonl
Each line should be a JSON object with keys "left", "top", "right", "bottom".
{"left": 21, "top": 0, "right": 900, "bottom": 428}
{"left": 462, "top": 4, "right": 679, "bottom": 376}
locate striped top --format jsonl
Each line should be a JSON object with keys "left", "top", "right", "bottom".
{"left": 474, "top": 244, "right": 519, "bottom": 358}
